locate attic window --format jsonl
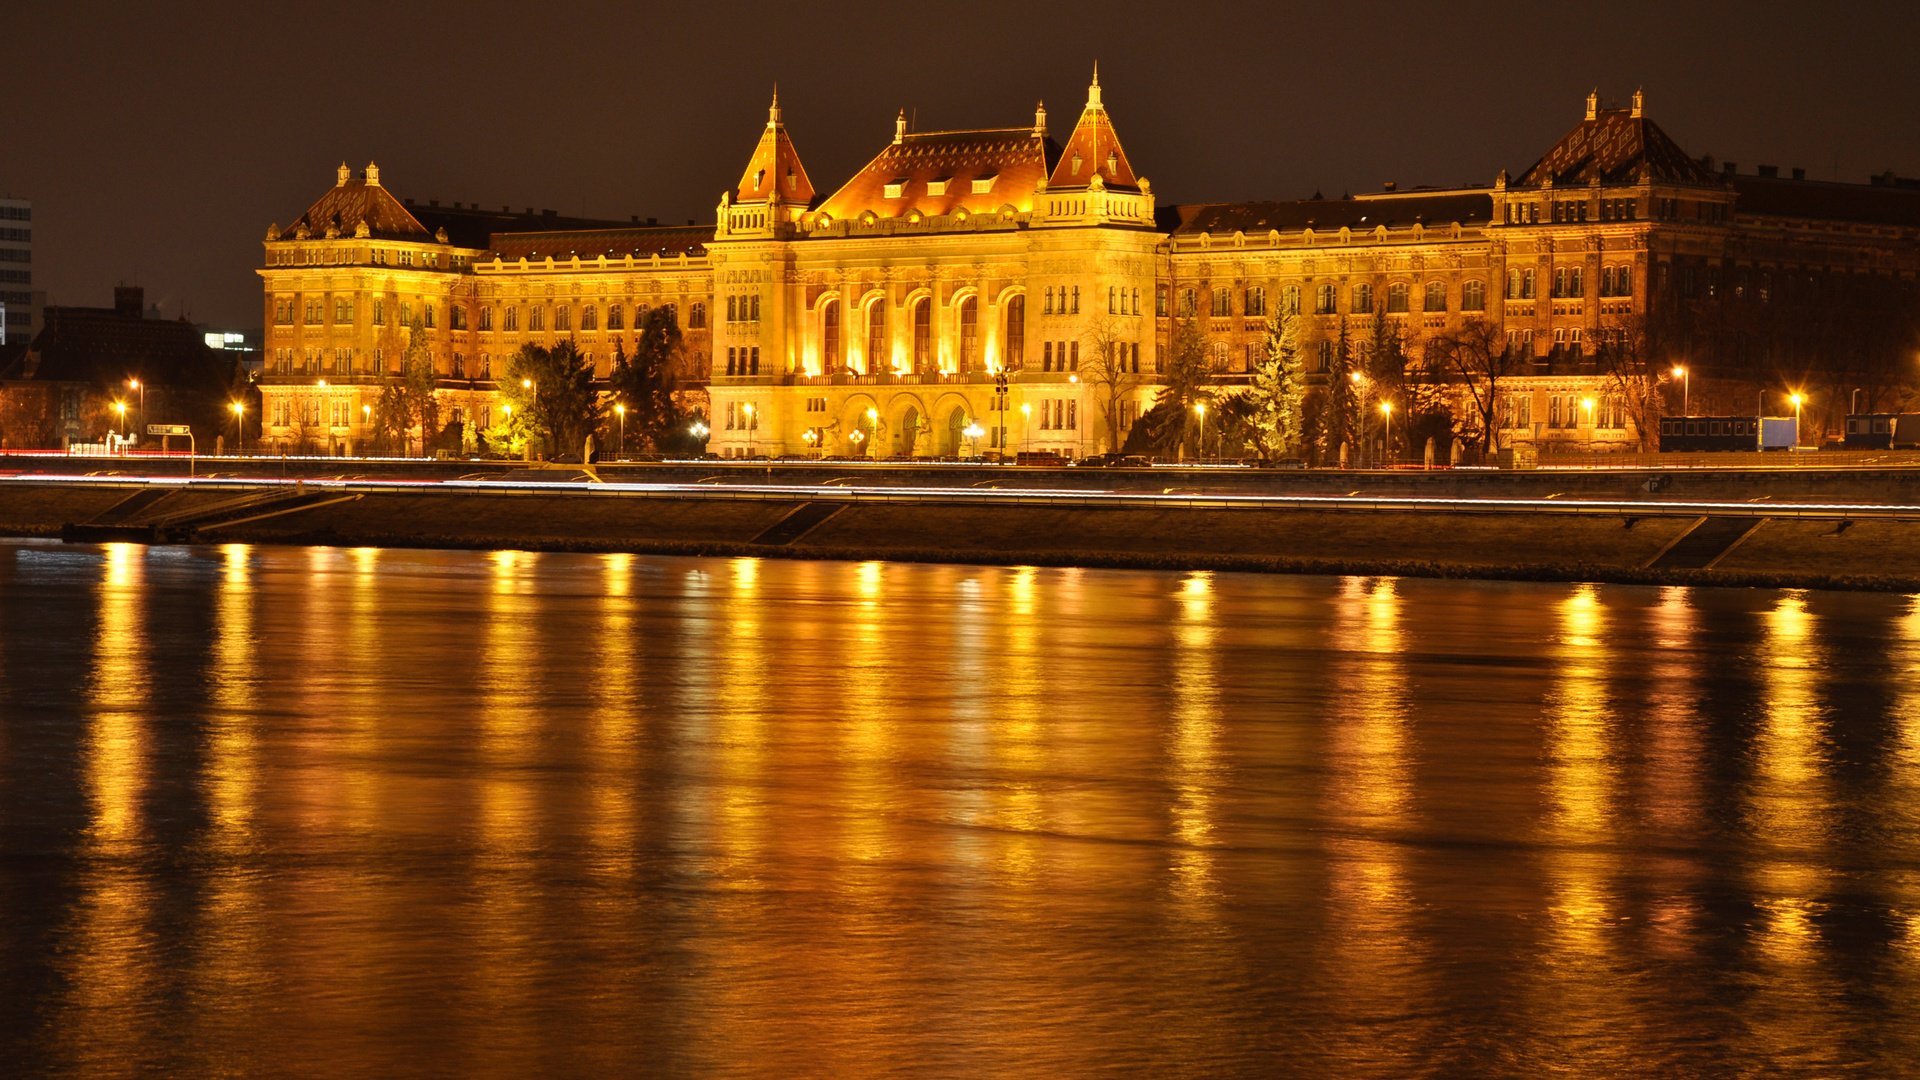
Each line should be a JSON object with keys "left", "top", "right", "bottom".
{"left": 786, "top": 168, "right": 796, "bottom": 191}
{"left": 1071, "top": 154, "right": 1082, "bottom": 176}
{"left": 927, "top": 177, "right": 951, "bottom": 196}
{"left": 755, "top": 169, "right": 766, "bottom": 189}
{"left": 1106, "top": 151, "right": 1117, "bottom": 174}
{"left": 971, "top": 174, "right": 997, "bottom": 194}
{"left": 884, "top": 179, "right": 908, "bottom": 198}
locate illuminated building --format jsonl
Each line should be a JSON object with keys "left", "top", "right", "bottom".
{"left": 255, "top": 79, "right": 1920, "bottom": 458}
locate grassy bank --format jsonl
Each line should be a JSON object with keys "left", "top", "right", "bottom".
{"left": 3, "top": 481, "right": 1916, "bottom": 592}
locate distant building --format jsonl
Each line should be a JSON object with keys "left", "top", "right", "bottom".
{"left": 0, "top": 286, "right": 240, "bottom": 448}
{"left": 254, "top": 80, "right": 1920, "bottom": 459}
{"left": 0, "top": 194, "right": 36, "bottom": 348}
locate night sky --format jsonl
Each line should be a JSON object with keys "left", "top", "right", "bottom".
{"left": 6, "top": 0, "right": 1918, "bottom": 328}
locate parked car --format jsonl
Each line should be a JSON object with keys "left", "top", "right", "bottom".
{"left": 1075, "top": 453, "right": 1153, "bottom": 468}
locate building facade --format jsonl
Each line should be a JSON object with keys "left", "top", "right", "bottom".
{"left": 0, "top": 195, "right": 37, "bottom": 349}
{"left": 256, "top": 79, "right": 1920, "bottom": 458}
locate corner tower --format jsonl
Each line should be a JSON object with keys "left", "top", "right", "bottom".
{"left": 718, "top": 88, "right": 816, "bottom": 236}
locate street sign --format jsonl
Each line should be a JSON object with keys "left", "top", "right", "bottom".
{"left": 147, "top": 424, "right": 191, "bottom": 436}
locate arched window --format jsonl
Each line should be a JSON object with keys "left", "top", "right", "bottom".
{"left": 1387, "top": 283, "right": 1410, "bottom": 313}
{"left": 866, "top": 301, "right": 886, "bottom": 373}
{"left": 1353, "top": 283, "right": 1374, "bottom": 313}
{"left": 1211, "top": 287, "right": 1231, "bottom": 316}
{"left": 530, "top": 306, "right": 544, "bottom": 332}
{"left": 1315, "top": 284, "right": 1335, "bottom": 315}
{"left": 504, "top": 307, "right": 518, "bottom": 331}
{"left": 1282, "top": 285, "right": 1301, "bottom": 316}
{"left": 911, "top": 298, "right": 932, "bottom": 372}
{"left": 822, "top": 299, "right": 842, "bottom": 371}
{"left": 1423, "top": 281, "right": 1446, "bottom": 312}
{"left": 1005, "top": 295, "right": 1025, "bottom": 369}
{"left": 582, "top": 305, "right": 598, "bottom": 331}
{"left": 1245, "top": 286, "right": 1266, "bottom": 317}
{"left": 479, "top": 306, "right": 493, "bottom": 331}
{"left": 1462, "top": 280, "right": 1486, "bottom": 311}
{"left": 555, "top": 306, "right": 570, "bottom": 331}
{"left": 958, "top": 296, "right": 978, "bottom": 372}
{"left": 608, "top": 303, "right": 623, "bottom": 330}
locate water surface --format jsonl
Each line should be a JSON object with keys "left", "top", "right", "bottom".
{"left": 2, "top": 541, "right": 1918, "bottom": 1075}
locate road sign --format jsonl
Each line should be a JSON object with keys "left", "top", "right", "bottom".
{"left": 147, "top": 424, "right": 191, "bottom": 436}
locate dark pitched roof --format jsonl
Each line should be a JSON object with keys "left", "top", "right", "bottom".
{"left": 409, "top": 204, "right": 637, "bottom": 250}
{"left": 1517, "top": 107, "right": 1721, "bottom": 187}
{"left": 1732, "top": 176, "right": 1920, "bottom": 228}
{"left": 279, "top": 178, "right": 430, "bottom": 242}
{"left": 485, "top": 225, "right": 713, "bottom": 262}
{"left": 1169, "top": 191, "right": 1493, "bottom": 236}
{"left": 816, "top": 126, "right": 1059, "bottom": 220}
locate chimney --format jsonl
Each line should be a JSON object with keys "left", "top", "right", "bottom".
{"left": 1382, "top": 181, "right": 1397, "bottom": 192}
{"left": 1757, "top": 165, "right": 1778, "bottom": 179}
{"left": 1791, "top": 167, "right": 1806, "bottom": 181}
{"left": 114, "top": 286, "right": 143, "bottom": 319}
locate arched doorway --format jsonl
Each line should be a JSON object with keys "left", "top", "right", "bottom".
{"left": 898, "top": 406, "right": 922, "bottom": 458}
{"left": 945, "top": 406, "right": 967, "bottom": 456}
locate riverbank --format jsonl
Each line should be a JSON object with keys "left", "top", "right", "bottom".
{"left": 4, "top": 476, "right": 1917, "bottom": 592}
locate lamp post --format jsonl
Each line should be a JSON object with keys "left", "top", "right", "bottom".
{"left": 229, "top": 401, "right": 245, "bottom": 455}
{"left": 1349, "top": 370, "right": 1370, "bottom": 466}
{"left": 741, "top": 402, "right": 756, "bottom": 458}
{"left": 614, "top": 402, "right": 627, "bottom": 457}
{"left": 127, "top": 377, "right": 144, "bottom": 438}
{"left": 1671, "top": 365, "right": 1689, "bottom": 415}
{"left": 1019, "top": 402, "right": 1032, "bottom": 456}
{"left": 1379, "top": 400, "right": 1395, "bottom": 465}
{"left": 1581, "top": 396, "right": 1595, "bottom": 453}
{"left": 963, "top": 422, "right": 985, "bottom": 459}
{"left": 113, "top": 400, "right": 128, "bottom": 441}
{"left": 1193, "top": 401, "right": 1208, "bottom": 462}
{"left": 1790, "top": 392, "right": 1804, "bottom": 447}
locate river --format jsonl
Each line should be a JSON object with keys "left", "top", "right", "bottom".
{"left": 2, "top": 540, "right": 1918, "bottom": 1075}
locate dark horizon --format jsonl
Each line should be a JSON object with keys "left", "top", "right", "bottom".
{"left": 6, "top": 0, "right": 1919, "bottom": 327}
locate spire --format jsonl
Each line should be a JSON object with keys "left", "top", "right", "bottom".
{"left": 1632, "top": 87, "right": 1645, "bottom": 118}
{"left": 337, "top": 161, "right": 350, "bottom": 186}
{"left": 733, "top": 94, "right": 814, "bottom": 206}
{"left": 1033, "top": 100, "right": 1047, "bottom": 138}
{"left": 1585, "top": 88, "right": 1598, "bottom": 120}
{"left": 1047, "top": 65, "right": 1138, "bottom": 190}
{"left": 894, "top": 108, "right": 907, "bottom": 144}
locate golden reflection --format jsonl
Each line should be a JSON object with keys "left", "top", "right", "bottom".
{"left": 1894, "top": 595, "right": 1920, "bottom": 775}
{"left": 838, "top": 559, "right": 896, "bottom": 876}
{"left": 985, "top": 566, "right": 1047, "bottom": 884}
{"left": 1168, "top": 571, "right": 1220, "bottom": 908}
{"left": 205, "top": 544, "right": 258, "bottom": 842}
{"left": 591, "top": 553, "right": 643, "bottom": 867}
{"left": 1752, "top": 592, "right": 1832, "bottom": 968}
{"left": 715, "top": 557, "right": 769, "bottom": 870}
{"left": 1642, "top": 586, "right": 1705, "bottom": 954}
{"left": 65, "top": 543, "right": 156, "bottom": 1066}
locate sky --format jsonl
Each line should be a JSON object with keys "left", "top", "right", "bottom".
{"left": 6, "top": 0, "right": 1919, "bottom": 328}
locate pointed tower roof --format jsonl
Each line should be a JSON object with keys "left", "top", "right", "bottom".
{"left": 733, "top": 88, "right": 816, "bottom": 205}
{"left": 1516, "top": 91, "right": 1720, "bottom": 187}
{"left": 1047, "top": 65, "right": 1140, "bottom": 191}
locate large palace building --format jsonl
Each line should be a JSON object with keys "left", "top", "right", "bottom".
{"left": 257, "top": 74, "right": 1920, "bottom": 458}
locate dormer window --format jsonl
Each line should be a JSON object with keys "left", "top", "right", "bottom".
{"left": 926, "top": 177, "right": 950, "bottom": 196}
{"left": 971, "top": 174, "right": 997, "bottom": 194}
{"left": 1071, "top": 154, "right": 1082, "bottom": 176}
{"left": 786, "top": 168, "right": 797, "bottom": 191}
{"left": 883, "top": 179, "right": 908, "bottom": 199}
{"left": 1106, "top": 151, "right": 1117, "bottom": 174}
{"left": 755, "top": 169, "right": 766, "bottom": 189}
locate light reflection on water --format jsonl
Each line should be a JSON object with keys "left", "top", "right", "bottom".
{"left": 3, "top": 540, "right": 1920, "bottom": 1074}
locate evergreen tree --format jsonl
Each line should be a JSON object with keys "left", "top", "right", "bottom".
{"left": 1156, "top": 317, "right": 1213, "bottom": 458}
{"left": 607, "top": 306, "right": 686, "bottom": 451}
{"left": 1242, "top": 310, "right": 1306, "bottom": 459}
{"left": 502, "top": 339, "right": 602, "bottom": 460}
{"left": 396, "top": 315, "right": 439, "bottom": 456}
{"left": 1324, "top": 318, "right": 1357, "bottom": 462}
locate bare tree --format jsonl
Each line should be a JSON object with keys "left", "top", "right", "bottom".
{"left": 1080, "top": 317, "right": 1141, "bottom": 453}
{"left": 1593, "top": 313, "right": 1670, "bottom": 450}
{"left": 1424, "top": 317, "right": 1523, "bottom": 455}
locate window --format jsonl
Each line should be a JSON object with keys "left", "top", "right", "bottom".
{"left": 504, "top": 307, "right": 519, "bottom": 331}
{"left": 400, "top": 250, "right": 414, "bottom": 267}
{"left": 1315, "top": 284, "right": 1336, "bottom": 315}
{"left": 1422, "top": 281, "right": 1446, "bottom": 312}
{"left": 1179, "top": 288, "right": 1197, "bottom": 317}
{"left": 582, "top": 305, "right": 597, "bottom": 331}
{"left": 480, "top": 306, "right": 495, "bottom": 331}
{"left": 335, "top": 298, "right": 353, "bottom": 323}
{"left": 866, "top": 302, "right": 886, "bottom": 373}
{"left": 530, "top": 306, "right": 544, "bottom": 331}
{"left": 1353, "top": 283, "right": 1374, "bottom": 314}
{"left": 1245, "top": 286, "right": 1266, "bottom": 317}
{"left": 1070, "top": 286, "right": 1080, "bottom": 315}
{"left": 727, "top": 295, "right": 737, "bottom": 322}
{"left": 274, "top": 299, "right": 292, "bottom": 324}
{"left": 452, "top": 353, "right": 466, "bottom": 379}
{"left": 555, "top": 306, "right": 570, "bottom": 331}
{"left": 822, "top": 299, "right": 842, "bottom": 370}
{"left": 1069, "top": 341, "right": 1079, "bottom": 371}
{"left": 911, "top": 298, "right": 932, "bottom": 372}
{"left": 1282, "top": 285, "right": 1301, "bottom": 316}
{"left": 1462, "top": 280, "right": 1486, "bottom": 311}
{"left": 1043, "top": 341, "right": 1054, "bottom": 372}
{"left": 958, "top": 296, "right": 978, "bottom": 372}
{"left": 1553, "top": 267, "right": 1584, "bottom": 299}
{"left": 1156, "top": 284, "right": 1169, "bottom": 317}
{"left": 608, "top": 304, "right": 623, "bottom": 330}
{"left": 1506, "top": 268, "right": 1536, "bottom": 301}
{"left": 1316, "top": 340, "right": 1334, "bottom": 371}
{"left": 1211, "top": 341, "right": 1229, "bottom": 369}
{"left": 689, "top": 302, "right": 706, "bottom": 328}
{"left": 1387, "top": 283, "right": 1410, "bottom": 313}
{"left": 1211, "top": 287, "right": 1231, "bottom": 317}
{"left": 424, "top": 305, "right": 436, "bottom": 329}
{"left": 481, "top": 353, "right": 492, "bottom": 378}
{"left": 1108, "top": 286, "right": 1118, "bottom": 315}
{"left": 1005, "top": 295, "right": 1025, "bottom": 368}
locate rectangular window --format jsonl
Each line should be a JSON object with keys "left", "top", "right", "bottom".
{"left": 1156, "top": 285, "right": 1169, "bottom": 317}
{"left": 1245, "top": 287, "right": 1265, "bottom": 317}
{"left": 1211, "top": 287, "right": 1230, "bottom": 317}
{"left": 1315, "top": 284, "right": 1336, "bottom": 315}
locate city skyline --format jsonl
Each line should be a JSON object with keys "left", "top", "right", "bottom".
{"left": 5, "top": 0, "right": 1919, "bottom": 326}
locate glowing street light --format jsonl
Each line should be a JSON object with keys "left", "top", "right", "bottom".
{"left": 1671, "top": 364, "right": 1689, "bottom": 415}
{"left": 112, "top": 400, "right": 127, "bottom": 437}
{"left": 1020, "top": 401, "right": 1032, "bottom": 454}
{"left": 127, "top": 377, "right": 144, "bottom": 435}
{"left": 1790, "top": 391, "right": 1804, "bottom": 446}
{"left": 1379, "top": 400, "right": 1395, "bottom": 464}
{"left": 614, "top": 402, "right": 627, "bottom": 454}
{"left": 963, "top": 421, "right": 985, "bottom": 458}
{"left": 742, "top": 402, "right": 756, "bottom": 457}
{"left": 690, "top": 420, "right": 709, "bottom": 440}
{"left": 1194, "top": 401, "right": 1208, "bottom": 461}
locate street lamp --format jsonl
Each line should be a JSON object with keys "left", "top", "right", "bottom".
{"left": 127, "top": 377, "right": 144, "bottom": 436}
{"left": 1670, "top": 364, "right": 1689, "bottom": 415}
{"left": 614, "top": 402, "right": 626, "bottom": 456}
{"left": 1349, "top": 370, "right": 1371, "bottom": 465}
{"left": 1581, "top": 396, "right": 1595, "bottom": 452}
{"left": 963, "top": 422, "right": 985, "bottom": 458}
{"left": 1019, "top": 401, "right": 1032, "bottom": 454}
{"left": 1379, "top": 400, "right": 1395, "bottom": 464}
{"left": 112, "top": 400, "right": 127, "bottom": 438}
{"left": 691, "top": 420, "right": 709, "bottom": 440}
{"left": 1789, "top": 392, "right": 1804, "bottom": 446}
{"left": 742, "top": 402, "right": 756, "bottom": 457}
{"left": 1194, "top": 401, "right": 1208, "bottom": 461}
{"left": 362, "top": 404, "right": 372, "bottom": 456}
{"left": 230, "top": 401, "right": 245, "bottom": 455}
